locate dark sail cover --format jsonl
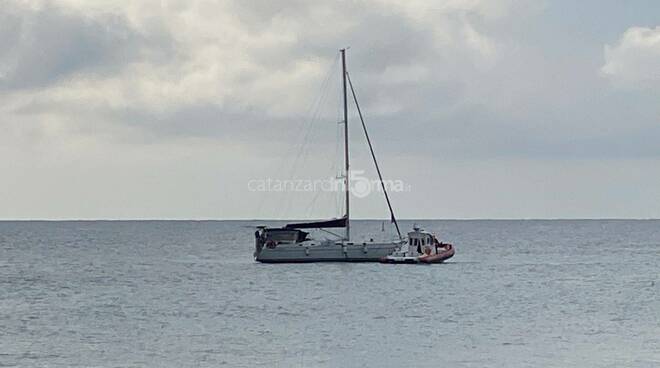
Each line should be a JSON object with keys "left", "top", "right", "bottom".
{"left": 284, "top": 216, "right": 347, "bottom": 229}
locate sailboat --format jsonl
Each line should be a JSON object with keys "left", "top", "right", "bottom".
{"left": 253, "top": 49, "right": 404, "bottom": 262}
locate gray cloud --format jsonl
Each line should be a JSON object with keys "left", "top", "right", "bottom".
{"left": 0, "top": 3, "right": 172, "bottom": 90}
{"left": 3, "top": 0, "right": 660, "bottom": 219}
{"left": 3, "top": 0, "right": 660, "bottom": 161}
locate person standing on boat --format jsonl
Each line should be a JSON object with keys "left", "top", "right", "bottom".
{"left": 254, "top": 229, "right": 266, "bottom": 254}
{"left": 432, "top": 235, "right": 441, "bottom": 254}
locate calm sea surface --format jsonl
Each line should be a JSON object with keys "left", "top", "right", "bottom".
{"left": 1, "top": 220, "right": 659, "bottom": 367}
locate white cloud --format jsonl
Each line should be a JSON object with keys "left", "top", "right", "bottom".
{"left": 1, "top": 0, "right": 523, "bottom": 135}
{"left": 601, "top": 26, "right": 660, "bottom": 87}
{"left": 3, "top": 1, "right": 660, "bottom": 219}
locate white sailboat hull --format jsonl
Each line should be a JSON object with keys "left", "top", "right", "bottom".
{"left": 255, "top": 241, "right": 399, "bottom": 263}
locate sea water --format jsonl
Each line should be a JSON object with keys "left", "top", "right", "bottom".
{"left": 1, "top": 220, "right": 659, "bottom": 367}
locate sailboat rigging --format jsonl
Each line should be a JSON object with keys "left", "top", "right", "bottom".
{"left": 346, "top": 71, "right": 402, "bottom": 240}
{"left": 253, "top": 49, "right": 453, "bottom": 263}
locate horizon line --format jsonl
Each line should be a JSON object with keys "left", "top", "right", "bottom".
{"left": 1, "top": 218, "right": 659, "bottom": 222}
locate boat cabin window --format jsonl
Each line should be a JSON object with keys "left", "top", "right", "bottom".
{"left": 264, "top": 229, "right": 309, "bottom": 243}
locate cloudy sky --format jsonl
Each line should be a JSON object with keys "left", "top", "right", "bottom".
{"left": 2, "top": 0, "right": 660, "bottom": 220}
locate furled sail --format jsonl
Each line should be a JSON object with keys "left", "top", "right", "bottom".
{"left": 284, "top": 216, "right": 347, "bottom": 229}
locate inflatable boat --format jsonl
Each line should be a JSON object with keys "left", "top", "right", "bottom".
{"left": 379, "top": 226, "right": 455, "bottom": 264}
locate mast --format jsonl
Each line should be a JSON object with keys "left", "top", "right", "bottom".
{"left": 341, "top": 48, "right": 350, "bottom": 241}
